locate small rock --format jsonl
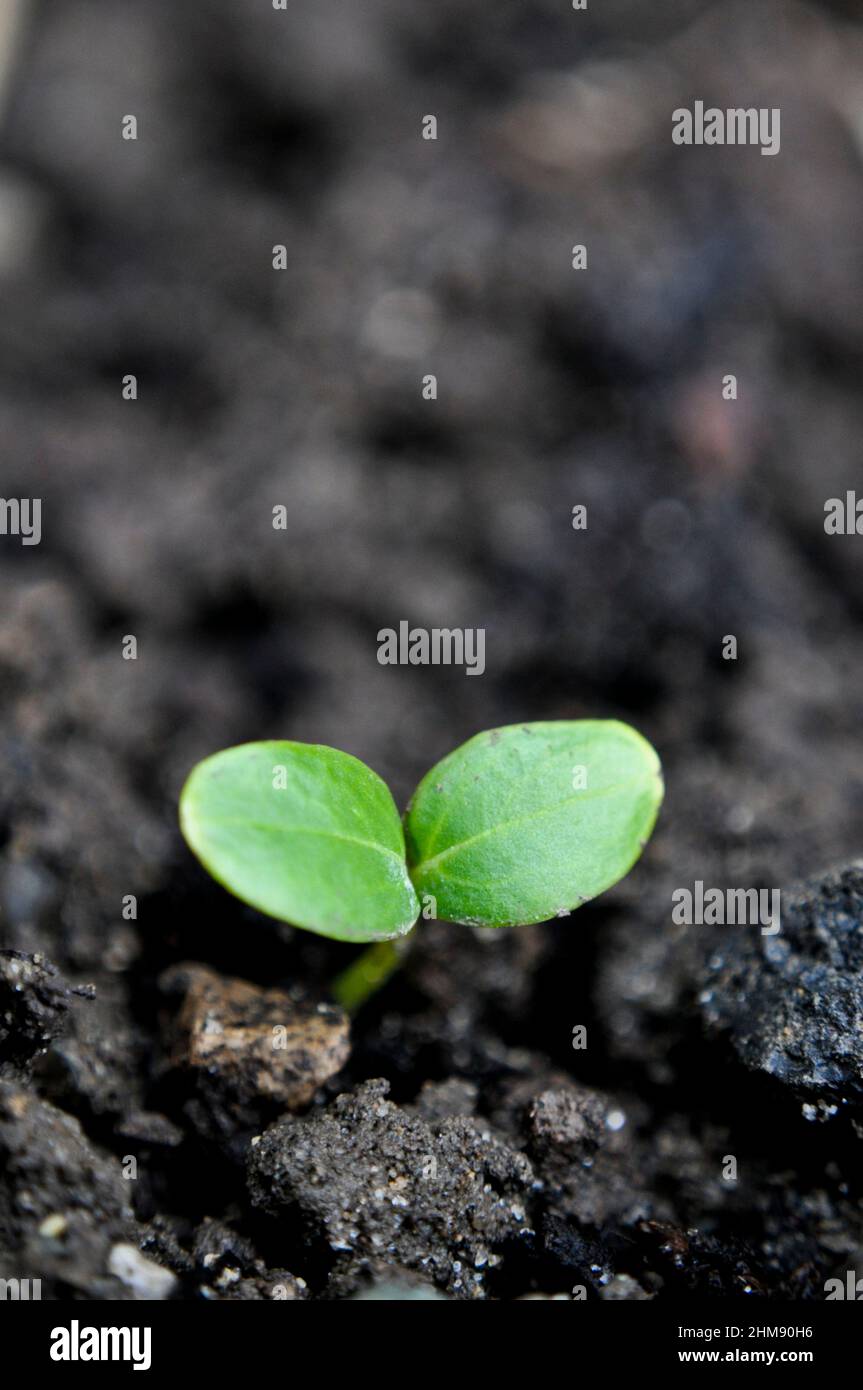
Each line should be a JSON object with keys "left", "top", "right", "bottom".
{"left": 0, "top": 950, "right": 94, "bottom": 1079}
{"left": 162, "top": 1217, "right": 309, "bottom": 1301}
{"left": 700, "top": 863, "right": 863, "bottom": 1107}
{"left": 192, "top": 1217, "right": 257, "bottom": 1274}
{"left": 38, "top": 1212, "right": 68, "bottom": 1239}
{"left": 528, "top": 1086, "right": 607, "bottom": 1159}
{"left": 0, "top": 1082, "right": 138, "bottom": 1298}
{"left": 137, "top": 1215, "right": 309, "bottom": 1302}
{"left": 247, "top": 1078, "right": 535, "bottom": 1299}
{"left": 39, "top": 975, "right": 145, "bottom": 1119}
{"left": 115, "top": 1110, "right": 184, "bottom": 1147}
{"left": 600, "top": 1273, "right": 653, "bottom": 1300}
{"left": 414, "top": 1077, "right": 479, "bottom": 1121}
{"left": 108, "top": 1243, "right": 178, "bottom": 1300}
{"left": 159, "top": 963, "right": 350, "bottom": 1141}
{"left": 353, "top": 1280, "right": 449, "bottom": 1300}
{"left": 205, "top": 1270, "right": 307, "bottom": 1302}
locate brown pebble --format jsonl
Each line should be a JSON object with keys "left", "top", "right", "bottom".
{"left": 160, "top": 963, "right": 350, "bottom": 1111}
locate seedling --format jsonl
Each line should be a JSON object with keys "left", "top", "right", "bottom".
{"left": 179, "top": 721, "right": 663, "bottom": 1010}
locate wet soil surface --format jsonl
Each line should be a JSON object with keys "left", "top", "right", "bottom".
{"left": 1, "top": 0, "right": 862, "bottom": 1299}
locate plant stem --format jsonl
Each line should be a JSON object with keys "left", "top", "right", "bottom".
{"left": 330, "top": 933, "right": 415, "bottom": 1014}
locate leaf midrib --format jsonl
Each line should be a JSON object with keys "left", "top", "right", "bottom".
{"left": 409, "top": 778, "right": 649, "bottom": 881}
{"left": 195, "top": 815, "right": 407, "bottom": 867}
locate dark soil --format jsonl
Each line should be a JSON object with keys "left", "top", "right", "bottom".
{"left": 1, "top": 0, "right": 863, "bottom": 1300}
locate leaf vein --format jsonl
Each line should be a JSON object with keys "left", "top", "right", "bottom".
{"left": 410, "top": 777, "right": 649, "bottom": 879}
{"left": 199, "top": 817, "right": 406, "bottom": 865}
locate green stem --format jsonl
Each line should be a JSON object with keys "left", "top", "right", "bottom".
{"left": 330, "top": 933, "right": 415, "bottom": 1014}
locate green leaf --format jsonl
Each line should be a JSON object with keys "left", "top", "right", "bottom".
{"left": 179, "top": 741, "right": 419, "bottom": 943}
{"left": 404, "top": 721, "right": 663, "bottom": 927}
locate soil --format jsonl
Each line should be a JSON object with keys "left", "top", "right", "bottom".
{"left": 1, "top": 0, "right": 863, "bottom": 1300}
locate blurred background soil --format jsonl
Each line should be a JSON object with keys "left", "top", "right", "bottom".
{"left": 0, "top": 0, "right": 862, "bottom": 1300}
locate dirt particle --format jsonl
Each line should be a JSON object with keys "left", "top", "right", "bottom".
{"left": 159, "top": 963, "right": 351, "bottom": 1142}
{"left": 247, "top": 1078, "right": 535, "bottom": 1298}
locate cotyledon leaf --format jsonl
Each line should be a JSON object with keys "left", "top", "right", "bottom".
{"left": 179, "top": 741, "right": 420, "bottom": 943}
{"left": 404, "top": 721, "right": 663, "bottom": 927}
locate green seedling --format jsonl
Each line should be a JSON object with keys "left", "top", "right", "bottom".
{"left": 179, "top": 721, "right": 663, "bottom": 1011}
